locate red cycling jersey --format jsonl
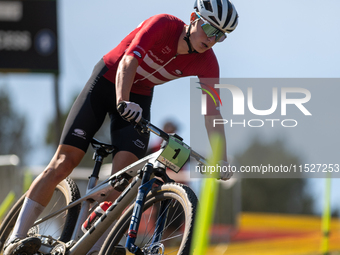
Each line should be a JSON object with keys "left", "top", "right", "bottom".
{"left": 103, "top": 14, "right": 220, "bottom": 115}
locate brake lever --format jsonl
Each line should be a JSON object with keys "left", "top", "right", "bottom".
{"left": 133, "top": 119, "right": 149, "bottom": 137}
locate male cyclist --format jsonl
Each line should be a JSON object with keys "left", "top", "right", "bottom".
{"left": 4, "top": 0, "right": 238, "bottom": 254}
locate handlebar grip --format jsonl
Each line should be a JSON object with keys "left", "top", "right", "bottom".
{"left": 117, "top": 102, "right": 127, "bottom": 115}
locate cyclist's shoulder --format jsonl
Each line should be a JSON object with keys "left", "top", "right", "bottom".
{"left": 193, "top": 50, "right": 219, "bottom": 77}
{"left": 150, "top": 13, "right": 183, "bottom": 22}
{"left": 142, "top": 14, "right": 185, "bottom": 28}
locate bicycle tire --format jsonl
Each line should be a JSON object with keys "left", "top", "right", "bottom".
{"left": 99, "top": 182, "right": 198, "bottom": 255}
{"left": 0, "top": 177, "right": 80, "bottom": 251}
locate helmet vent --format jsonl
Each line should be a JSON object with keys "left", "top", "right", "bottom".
{"left": 203, "top": 0, "right": 213, "bottom": 12}
{"left": 222, "top": 0, "right": 233, "bottom": 29}
{"left": 216, "top": 0, "right": 223, "bottom": 20}
{"left": 209, "top": 16, "right": 220, "bottom": 26}
{"left": 230, "top": 14, "right": 238, "bottom": 27}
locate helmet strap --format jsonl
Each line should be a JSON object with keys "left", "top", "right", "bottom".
{"left": 184, "top": 23, "right": 198, "bottom": 54}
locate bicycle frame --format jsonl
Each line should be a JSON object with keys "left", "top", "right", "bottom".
{"left": 33, "top": 147, "right": 167, "bottom": 254}
{"left": 33, "top": 119, "right": 208, "bottom": 255}
{"left": 69, "top": 150, "right": 165, "bottom": 255}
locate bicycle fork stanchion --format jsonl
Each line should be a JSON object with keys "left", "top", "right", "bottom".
{"left": 126, "top": 163, "right": 158, "bottom": 254}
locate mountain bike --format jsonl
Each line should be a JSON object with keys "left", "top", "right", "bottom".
{"left": 0, "top": 118, "right": 209, "bottom": 255}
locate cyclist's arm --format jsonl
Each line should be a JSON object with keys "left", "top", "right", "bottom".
{"left": 115, "top": 55, "right": 139, "bottom": 105}
{"left": 115, "top": 16, "right": 172, "bottom": 105}
{"left": 204, "top": 114, "right": 228, "bottom": 162}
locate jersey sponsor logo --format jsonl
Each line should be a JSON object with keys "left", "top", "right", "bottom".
{"left": 72, "top": 129, "right": 87, "bottom": 140}
{"left": 135, "top": 45, "right": 146, "bottom": 54}
{"left": 133, "top": 51, "right": 142, "bottom": 58}
{"left": 175, "top": 69, "right": 182, "bottom": 75}
{"left": 133, "top": 139, "right": 145, "bottom": 149}
{"left": 148, "top": 50, "right": 164, "bottom": 63}
{"left": 161, "top": 46, "right": 171, "bottom": 54}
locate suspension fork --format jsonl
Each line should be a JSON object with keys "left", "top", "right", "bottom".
{"left": 126, "top": 163, "right": 169, "bottom": 254}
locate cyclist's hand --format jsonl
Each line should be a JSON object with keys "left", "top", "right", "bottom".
{"left": 218, "top": 160, "right": 233, "bottom": 180}
{"left": 117, "top": 101, "right": 143, "bottom": 123}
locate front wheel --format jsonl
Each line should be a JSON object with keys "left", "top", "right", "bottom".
{"left": 0, "top": 177, "right": 80, "bottom": 251}
{"left": 100, "top": 183, "right": 198, "bottom": 255}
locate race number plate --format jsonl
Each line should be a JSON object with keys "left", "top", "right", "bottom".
{"left": 157, "top": 136, "right": 191, "bottom": 172}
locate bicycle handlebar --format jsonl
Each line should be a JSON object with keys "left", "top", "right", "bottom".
{"left": 117, "top": 102, "right": 207, "bottom": 166}
{"left": 142, "top": 119, "right": 208, "bottom": 166}
{"left": 139, "top": 119, "right": 170, "bottom": 141}
{"left": 117, "top": 101, "right": 170, "bottom": 141}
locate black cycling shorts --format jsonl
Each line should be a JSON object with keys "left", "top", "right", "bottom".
{"left": 60, "top": 59, "right": 152, "bottom": 159}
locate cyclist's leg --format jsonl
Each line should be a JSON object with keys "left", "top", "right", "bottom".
{"left": 4, "top": 60, "right": 111, "bottom": 254}
{"left": 106, "top": 90, "right": 152, "bottom": 200}
{"left": 101, "top": 151, "right": 139, "bottom": 204}
{"left": 86, "top": 93, "right": 152, "bottom": 255}
{"left": 109, "top": 91, "right": 152, "bottom": 161}
{"left": 112, "top": 151, "right": 139, "bottom": 171}
{"left": 27, "top": 145, "right": 85, "bottom": 205}
{"left": 4, "top": 146, "right": 85, "bottom": 255}
{"left": 6, "top": 145, "right": 84, "bottom": 242}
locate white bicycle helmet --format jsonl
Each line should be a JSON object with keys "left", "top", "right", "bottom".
{"left": 194, "top": 0, "right": 239, "bottom": 33}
